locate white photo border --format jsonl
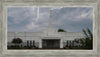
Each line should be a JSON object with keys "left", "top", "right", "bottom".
{"left": 0, "top": 0, "right": 99, "bottom": 57}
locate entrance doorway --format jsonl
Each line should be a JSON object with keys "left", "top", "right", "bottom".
{"left": 42, "top": 39, "right": 60, "bottom": 49}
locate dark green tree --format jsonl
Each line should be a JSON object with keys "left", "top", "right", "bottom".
{"left": 83, "top": 28, "right": 93, "bottom": 49}
{"left": 87, "top": 28, "right": 93, "bottom": 39}
{"left": 69, "top": 40, "right": 72, "bottom": 47}
{"left": 72, "top": 41, "right": 74, "bottom": 47}
{"left": 27, "top": 40, "right": 29, "bottom": 47}
{"left": 79, "top": 38, "right": 86, "bottom": 47}
{"left": 66, "top": 40, "right": 69, "bottom": 47}
{"left": 33, "top": 40, "right": 35, "bottom": 47}
{"left": 83, "top": 29, "right": 89, "bottom": 38}
{"left": 73, "top": 28, "right": 93, "bottom": 49}
{"left": 74, "top": 39, "right": 80, "bottom": 43}
{"left": 12, "top": 38, "right": 23, "bottom": 46}
{"left": 30, "top": 40, "right": 32, "bottom": 47}
{"left": 58, "top": 29, "right": 66, "bottom": 32}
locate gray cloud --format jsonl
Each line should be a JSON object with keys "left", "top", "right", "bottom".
{"left": 7, "top": 7, "right": 93, "bottom": 32}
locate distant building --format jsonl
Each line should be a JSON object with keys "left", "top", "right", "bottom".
{"left": 7, "top": 10, "right": 85, "bottom": 48}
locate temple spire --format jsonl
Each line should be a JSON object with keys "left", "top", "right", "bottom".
{"left": 49, "top": 10, "right": 52, "bottom": 28}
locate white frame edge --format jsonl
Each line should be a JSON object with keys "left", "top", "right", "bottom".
{"left": 0, "top": 1, "right": 99, "bottom": 56}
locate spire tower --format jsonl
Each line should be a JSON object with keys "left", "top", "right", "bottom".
{"left": 49, "top": 10, "right": 52, "bottom": 28}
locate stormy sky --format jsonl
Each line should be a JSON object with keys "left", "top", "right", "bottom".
{"left": 7, "top": 7, "right": 93, "bottom": 32}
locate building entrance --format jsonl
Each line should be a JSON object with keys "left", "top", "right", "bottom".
{"left": 42, "top": 39, "right": 60, "bottom": 49}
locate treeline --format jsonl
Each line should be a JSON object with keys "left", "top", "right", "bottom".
{"left": 64, "top": 28, "right": 93, "bottom": 49}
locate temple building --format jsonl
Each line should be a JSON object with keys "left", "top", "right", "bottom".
{"left": 7, "top": 10, "right": 85, "bottom": 49}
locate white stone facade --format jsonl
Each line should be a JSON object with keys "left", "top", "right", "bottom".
{"left": 7, "top": 28, "right": 85, "bottom": 48}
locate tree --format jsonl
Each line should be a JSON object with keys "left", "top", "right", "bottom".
{"left": 12, "top": 38, "right": 23, "bottom": 46}
{"left": 58, "top": 29, "right": 66, "bottom": 32}
{"left": 30, "top": 40, "right": 32, "bottom": 47}
{"left": 83, "top": 28, "right": 93, "bottom": 49}
{"left": 74, "top": 39, "right": 80, "bottom": 43}
{"left": 66, "top": 40, "right": 69, "bottom": 47}
{"left": 27, "top": 40, "right": 29, "bottom": 47}
{"left": 79, "top": 38, "right": 86, "bottom": 47}
{"left": 69, "top": 40, "right": 71, "bottom": 47}
{"left": 72, "top": 41, "right": 74, "bottom": 47}
{"left": 83, "top": 29, "right": 89, "bottom": 38}
{"left": 87, "top": 28, "right": 93, "bottom": 39}
{"left": 33, "top": 40, "right": 35, "bottom": 47}
{"left": 73, "top": 28, "right": 93, "bottom": 49}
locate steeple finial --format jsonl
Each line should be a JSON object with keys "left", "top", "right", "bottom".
{"left": 49, "top": 10, "right": 52, "bottom": 28}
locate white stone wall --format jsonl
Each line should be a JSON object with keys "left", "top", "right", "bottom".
{"left": 7, "top": 32, "right": 85, "bottom": 48}
{"left": 7, "top": 32, "right": 85, "bottom": 42}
